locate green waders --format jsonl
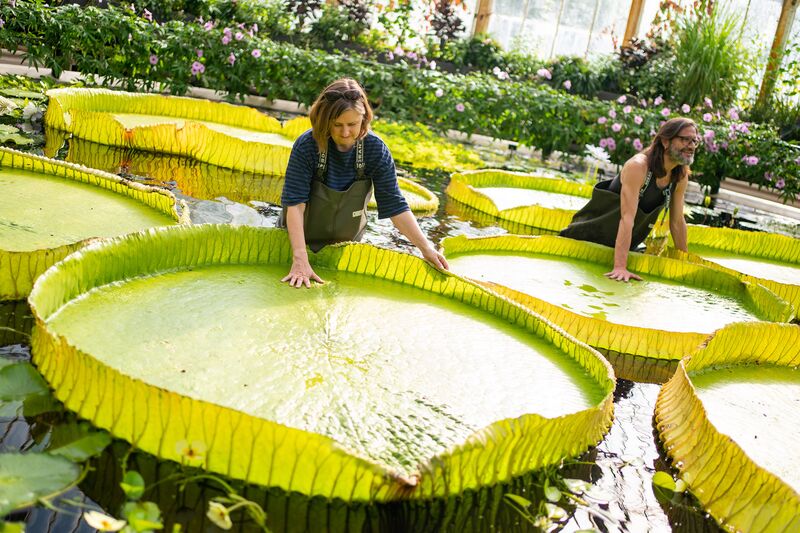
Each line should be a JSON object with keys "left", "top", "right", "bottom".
{"left": 280, "top": 140, "right": 372, "bottom": 252}
{"left": 560, "top": 172, "right": 671, "bottom": 250}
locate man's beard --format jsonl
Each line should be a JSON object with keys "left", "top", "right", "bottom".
{"left": 669, "top": 144, "right": 694, "bottom": 166}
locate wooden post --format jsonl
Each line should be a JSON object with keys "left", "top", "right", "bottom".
{"left": 473, "top": 0, "right": 494, "bottom": 35}
{"left": 757, "top": 0, "right": 798, "bottom": 108}
{"left": 623, "top": 0, "right": 645, "bottom": 46}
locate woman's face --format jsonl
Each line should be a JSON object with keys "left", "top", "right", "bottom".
{"left": 330, "top": 108, "right": 363, "bottom": 152}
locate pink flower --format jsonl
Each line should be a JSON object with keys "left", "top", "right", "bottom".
{"left": 704, "top": 97, "right": 713, "bottom": 108}
{"left": 704, "top": 129, "right": 715, "bottom": 140}
{"left": 707, "top": 143, "right": 719, "bottom": 153}
{"left": 394, "top": 46, "right": 404, "bottom": 56}
{"left": 536, "top": 68, "right": 552, "bottom": 80}
{"left": 597, "top": 116, "right": 608, "bottom": 124}
{"left": 563, "top": 80, "right": 572, "bottom": 90}
{"left": 227, "top": 53, "right": 236, "bottom": 65}
{"left": 681, "top": 104, "right": 691, "bottom": 113}
{"left": 606, "top": 138, "right": 617, "bottom": 151}
{"left": 149, "top": 54, "right": 158, "bottom": 65}
{"left": 775, "top": 179, "right": 785, "bottom": 189}
{"left": 728, "top": 108, "right": 740, "bottom": 120}
{"left": 764, "top": 172, "right": 774, "bottom": 181}
{"left": 196, "top": 49, "right": 203, "bottom": 58}
{"left": 0, "top": 18, "right": 5, "bottom": 28}
{"left": 633, "top": 138, "right": 643, "bottom": 151}
{"left": 702, "top": 113, "right": 712, "bottom": 122}
{"left": 203, "top": 21, "right": 214, "bottom": 31}
{"left": 223, "top": 27, "right": 232, "bottom": 36}
{"left": 612, "top": 123, "right": 622, "bottom": 132}
{"left": 640, "top": 99, "right": 648, "bottom": 107}
{"left": 434, "top": 88, "right": 444, "bottom": 98}
{"left": 654, "top": 96, "right": 664, "bottom": 106}
{"left": 251, "top": 23, "right": 259, "bottom": 33}
{"left": 455, "top": 103, "right": 465, "bottom": 112}
{"left": 661, "top": 107, "right": 671, "bottom": 117}
{"left": 143, "top": 8, "right": 152, "bottom": 21}
{"left": 386, "top": 51, "right": 394, "bottom": 61}
{"left": 617, "top": 95, "right": 627, "bottom": 103}
{"left": 634, "top": 115, "right": 643, "bottom": 125}
{"left": 599, "top": 138, "right": 608, "bottom": 148}
{"left": 623, "top": 105, "right": 632, "bottom": 114}
{"left": 608, "top": 109, "right": 617, "bottom": 118}
{"left": 251, "top": 49, "right": 261, "bottom": 58}
{"left": 795, "top": 157, "right": 800, "bottom": 165}
{"left": 741, "top": 155, "right": 759, "bottom": 165}
{"left": 235, "top": 31, "right": 244, "bottom": 41}
{"left": 221, "top": 35, "right": 231, "bottom": 45}
{"left": 190, "top": 61, "right": 205, "bottom": 76}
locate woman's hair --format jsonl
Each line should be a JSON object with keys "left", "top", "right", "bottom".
{"left": 308, "top": 78, "right": 373, "bottom": 152}
{"left": 645, "top": 117, "right": 698, "bottom": 182}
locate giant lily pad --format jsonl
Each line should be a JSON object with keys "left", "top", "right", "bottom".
{"left": 659, "top": 225, "right": 800, "bottom": 314}
{"left": 442, "top": 234, "right": 794, "bottom": 383}
{"left": 0, "top": 452, "right": 81, "bottom": 515}
{"left": 0, "top": 147, "right": 184, "bottom": 300}
{"left": 445, "top": 170, "right": 594, "bottom": 233}
{"left": 655, "top": 322, "right": 800, "bottom": 532}
{"left": 29, "top": 224, "right": 614, "bottom": 502}
{"left": 45, "top": 88, "right": 293, "bottom": 175}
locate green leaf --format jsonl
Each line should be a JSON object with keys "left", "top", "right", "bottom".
{"left": 42, "top": 424, "right": 112, "bottom": 462}
{"left": 122, "top": 501, "right": 163, "bottom": 532}
{"left": 0, "top": 362, "right": 50, "bottom": 399}
{"left": 0, "top": 453, "right": 81, "bottom": 515}
{"left": 544, "top": 502, "right": 567, "bottom": 520}
{"left": 503, "top": 493, "right": 533, "bottom": 509}
{"left": 544, "top": 484, "right": 562, "bottom": 503}
{"left": 563, "top": 478, "right": 592, "bottom": 494}
{"left": 651, "top": 471, "right": 676, "bottom": 492}
{"left": 121, "top": 471, "right": 146, "bottom": 501}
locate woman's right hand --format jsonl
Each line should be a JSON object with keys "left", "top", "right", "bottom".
{"left": 604, "top": 267, "right": 642, "bottom": 282}
{"left": 282, "top": 258, "right": 325, "bottom": 288}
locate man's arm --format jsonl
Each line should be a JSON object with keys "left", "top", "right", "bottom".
{"left": 669, "top": 177, "right": 689, "bottom": 252}
{"left": 390, "top": 210, "right": 449, "bottom": 270}
{"left": 281, "top": 203, "right": 325, "bottom": 288}
{"left": 605, "top": 159, "right": 647, "bottom": 282}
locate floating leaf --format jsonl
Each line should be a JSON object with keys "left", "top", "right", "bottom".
{"left": 120, "top": 471, "right": 146, "bottom": 501}
{"left": 0, "top": 453, "right": 81, "bottom": 515}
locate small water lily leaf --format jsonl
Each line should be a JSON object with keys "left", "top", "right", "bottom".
{"left": 544, "top": 502, "right": 567, "bottom": 520}
{"left": 563, "top": 478, "right": 592, "bottom": 494}
{"left": 0, "top": 89, "right": 47, "bottom": 101}
{"left": 0, "top": 132, "right": 33, "bottom": 146}
{"left": 121, "top": 471, "right": 146, "bottom": 501}
{"left": 42, "top": 423, "right": 112, "bottom": 462}
{"left": 652, "top": 471, "right": 676, "bottom": 492}
{"left": 122, "top": 501, "right": 162, "bottom": 532}
{"left": 504, "top": 493, "right": 533, "bottom": 509}
{"left": 0, "top": 452, "right": 81, "bottom": 515}
{"left": 0, "top": 362, "right": 51, "bottom": 399}
{"left": 544, "top": 484, "right": 562, "bottom": 502}
{"left": 0, "top": 125, "right": 20, "bottom": 134}
{"left": 0, "top": 521, "right": 26, "bottom": 533}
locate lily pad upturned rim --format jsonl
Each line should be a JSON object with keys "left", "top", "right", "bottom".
{"left": 440, "top": 234, "right": 794, "bottom": 380}
{"left": 29, "top": 224, "right": 614, "bottom": 502}
{"left": 0, "top": 146, "right": 184, "bottom": 301}
{"left": 655, "top": 322, "right": 800, "bottom": 533}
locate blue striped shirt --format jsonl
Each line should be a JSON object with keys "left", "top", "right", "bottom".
{"left": 281, "top": 130, "right": 409, "bottom": 219}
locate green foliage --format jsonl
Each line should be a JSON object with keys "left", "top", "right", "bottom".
{"left": 439, "top": 35, "right": 506, "bottom": 72}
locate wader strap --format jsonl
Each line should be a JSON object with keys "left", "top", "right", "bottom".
{"left": 314, "top": 139, "right": 366, "bottom": 183}
{"left": 639, "top": 171, "right": 652, "bottom": 198}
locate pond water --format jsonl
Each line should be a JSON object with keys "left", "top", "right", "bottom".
{"left": 5, "top": 129, "right": 777, "bottom": 531}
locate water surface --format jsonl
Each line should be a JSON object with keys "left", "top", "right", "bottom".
{"left": 476, "top": 186, "right": 587, "bottom": 211}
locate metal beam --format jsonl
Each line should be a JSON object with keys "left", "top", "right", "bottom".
{"left": 757, "top": 0, "right": 798, "bottom": 107}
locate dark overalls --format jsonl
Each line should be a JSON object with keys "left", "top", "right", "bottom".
{"left": 280, "top": 140, "right": 372, "bottom": 252}
{"left": 560, "top": 171, "right": 672, "bottom": 250}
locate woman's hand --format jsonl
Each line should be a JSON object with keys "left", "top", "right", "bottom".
{"left": 604, "top": 267, "right": 642, "bottom": 282}
{"left": 420, "top": 245, "right": 450, "bottom": 270}
{"left": 282, "top": 258, "right": 325, "bottom": 288}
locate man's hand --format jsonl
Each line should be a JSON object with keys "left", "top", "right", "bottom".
{"left": 420, "top": 246, "right": 449, "bottom": 270}
{"left": 604, "top": 267, "right": 642, "bottom": 282}
{"left": 282, "top": 259, "right": 325, "bottom": 288}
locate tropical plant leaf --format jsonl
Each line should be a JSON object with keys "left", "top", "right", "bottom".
{"left": 45, "top": 88, "right": 292, "bottom": 175}
{"left": 445, "top": 170, "right": 593, "bottom": 233}
{"left": 0, "top": 453, "right": 81, "bottom": 515}
{"left": 441, "top": 234, "right": 794, "bottom": 383}
{"left": 0, "top": 361, "right": 60, "bottom": 418}
{"left": 29, "top": 224, "right": 615, "bottom": 502}
{"left": 0, "top": 147, "right": 185, "bottom": 300}
{"left": 655, "top": 322, "right": 800, "bottom": 532}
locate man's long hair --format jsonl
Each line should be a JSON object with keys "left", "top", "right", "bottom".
{"left": 309, "top": 78, "right": 373, "bottom": 152}
{"left": 645, "top": 117, "right": 698, "bottom": 182}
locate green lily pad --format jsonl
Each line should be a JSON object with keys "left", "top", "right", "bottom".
{"left": 0, "top": 453, "right": 81, "bottom": 515}
{"left": 0, "top": 89, "right": 46, "bottom": 101}
{"left": 0, "top": 361, "right": 59, "bottom": 418}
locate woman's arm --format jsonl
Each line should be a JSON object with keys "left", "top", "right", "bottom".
{"left": 390, "top": 210, "right": 449, "bottom": 270}
{"left": 669, "top": 177, "right": 689, "bottom": 252}
{"left": 281, "top": 203, "right": 325, "bottom": 288}
{"left": 605, "top": 159, "right": 647, "bottom": 282}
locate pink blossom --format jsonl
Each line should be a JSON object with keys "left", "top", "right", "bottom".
{"left": 227, "top": 53, "right": 236, "bottom": 65}
{"left": 251, "top": 49, "right": 262, "bottom": 58}
{"left": 149, "top": 54, "right": 158, "bottom": 65}
{"left": 223, "top": 27, "right": 232, "bottom": 36}
{"left": 190, "top": 61, "right": 205, "bottom": 76}
{"left": 251, "top": 23, "right": 259, "bottom": 33}
{"left": 608, "top": 109, "right": 617, "bottom": 118}
{"left": 597, "top": 116, "right": 608, "bottom": 124}
{"left": 394, "top": 46, "right": 404, "bottom": 56}
{"left": 654, "top": 96, "right": 664, "bottom": 106}
{"left": 612, "top": 123, "right": 622, "bottom": 132}
{"left": 633, "top": 138, "right": 643, "bottom": 151}
{"left": 661, "top": 107, "right": 671, "bottom": 117}
{"left": 702, "top": 113, "right": 713, "bottom": 122}
{"left": 455, "top": 103, "right": 465, "bottom": 112}
{"left": 203, "top": 21, "right": 214, "bottom": 31}
{"left": 222, "top": 34, "right": 231, "bottom": 45}
{"left": 742, "top": 155, "right": 759, "bottom": 166}
{"left": 563, "top": 80, "right": 572, "bottom": 90}
{"left": 707, "top": 143, "right": 719, "bottom": 153}
{"left": 536, "top": 68, "right": 552, "bottom": 80}
{"left": 764, "top": 172, "right": 774, "bottom": 182}
{"left": 617, "top": 95, "right": 627, "bottom": 103}
{"left": 775, "top": 178, "right": 785, "bottom": 189}
{"left": 235, "top": 31, "right": 244, "bottom": 41}
{"left": 0, "top": 17, "right": 5, "bottom": 28}
{"left": 143, "top": 8, "right": 152, "bottom": 21}
{"left": 703, "top": 129, "right": 715, "bottom": 140}
{"left": 720, "top": 141, "right": 729, "bottom": 149}
{"left": 623, "top": 105, "right": 632, "bottom": 114}
{"left": 728, "top": 108, "right": 740, "bottom": 120}
{"left": 386, "top": 51, "right": 394, "bottom": 61}
{"left": 599, "top": 138, "right": 609, "bottom": 148}
{"left": 434, "top": 88, "right": 444, "bottom": 98}
{"left": 681, "top": 104, "right": 691, "bottom": 113}
{"left": 640, "top": 99, "right": 648, "bottom": 107}
{"left": 196, "top": 49, "right": 203, "bottom": 58}
{"left": 704, "top": 97, "right": 713, "bottom": 108}
{"left": 795, "top": 157, "right": 800, "bottom": 165}
{"left": 606, "top": 138, "right": 617, "bottom": 151}
{"left": 634, "top": 115, "right": 643, "bottom": 125}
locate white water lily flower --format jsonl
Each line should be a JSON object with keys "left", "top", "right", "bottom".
{"left": 22, "top": 101, "right": 42, "bottom": 122}
{"left": 83, "top": 511, "right": 127, "bottom": 531}
{"left": 207, "top": 501, "right": 233, "bottom": 530}
{"left": 584, "top": 144, "right": 610, "bottom": 164}
{"left": 0, "top": 96, "right": 18, "bottom": 114}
